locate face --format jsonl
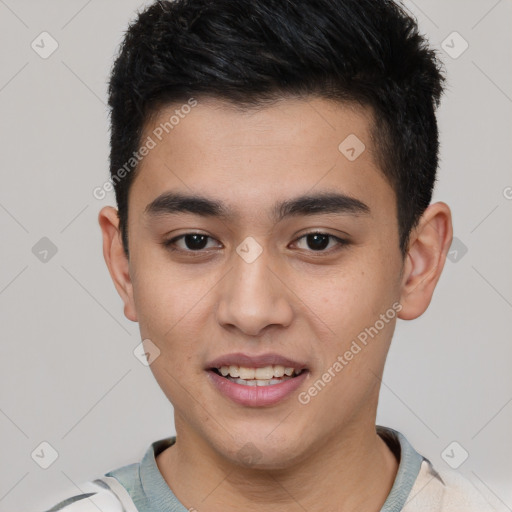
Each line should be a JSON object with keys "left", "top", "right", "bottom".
{"left": 106, "top": 97, "right": 409, "bottom": 468}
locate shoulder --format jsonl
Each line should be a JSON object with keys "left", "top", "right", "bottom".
{"left": 39, "top": 438, "right": 172, "bottom": 512}
{"left": 39, "top": 479, "right": 125, "bottom": 512}
{"left": 405, "top": 459, "right": 496, "bottom": 512}
{"left": 435, "top": 465, "right": 496, "bottom": 511}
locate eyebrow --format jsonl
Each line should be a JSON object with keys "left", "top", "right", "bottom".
{"left": 144, "top": 191, "right": 370, "bottom": 222}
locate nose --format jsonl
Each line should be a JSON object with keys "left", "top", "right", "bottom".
{"left": 215, "top": 247, "right": 294, "bottom": 337}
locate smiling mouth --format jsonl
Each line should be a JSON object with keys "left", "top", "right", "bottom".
{"left": 210, "top": 365, "right": 306, "bottom": 387}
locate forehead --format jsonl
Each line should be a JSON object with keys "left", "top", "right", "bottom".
{"left": 130, "top": 96, "right": 394, "bottom": 223}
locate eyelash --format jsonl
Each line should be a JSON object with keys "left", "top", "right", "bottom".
{"left": 162, "top": 231, "right": 349, "bottom": 255}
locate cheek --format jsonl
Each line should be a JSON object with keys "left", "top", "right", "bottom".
{"left": 130, "top": 255, "right": 223, "bottom": 359}
{"left": 304, "top": 257, "right": 395, "bottom": 337}
{"left": 302, "top": 263, "right": 399, "bottom": 406}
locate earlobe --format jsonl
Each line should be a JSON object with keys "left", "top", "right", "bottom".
{"left": 98, "top": 206, "right": 138, "bottom": 322}
{"left": 398, "top": 202, "right": 453, "bottom": 321}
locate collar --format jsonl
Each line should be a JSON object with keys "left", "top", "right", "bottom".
{"left": 137, "top": 425, "right": 426, "bottom": 511}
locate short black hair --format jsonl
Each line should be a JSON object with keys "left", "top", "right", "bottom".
{"left": 108, "top": 0, "right": 445, "bottom": 258}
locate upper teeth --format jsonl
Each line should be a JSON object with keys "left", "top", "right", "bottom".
{"left": 218, "top": 365, "right": 297, "bottom": 380}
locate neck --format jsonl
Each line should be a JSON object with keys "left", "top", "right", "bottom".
{"left": 156, "top": 421, "right": 399, "bottom": 512}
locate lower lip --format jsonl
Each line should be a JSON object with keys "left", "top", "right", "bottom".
{"left": 207, "top": 370, "right": 308, "bottom": 407}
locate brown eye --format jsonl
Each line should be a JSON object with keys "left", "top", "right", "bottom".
{"left": 180, "top": 234, "right": 209, "bottom": 250}
{"left": 294, "top": 232, "right": 348, "bottom": 253}
{"left": 305, "top": 233, "right": 330, "bottom": 251}
{"left": 163, "top": 233, "right": 221, "bottom": 252}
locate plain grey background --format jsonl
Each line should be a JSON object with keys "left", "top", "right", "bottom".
{"left": 0, "top": 1, "right": 511, "bottom": 511}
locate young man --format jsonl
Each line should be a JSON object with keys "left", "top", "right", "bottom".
{"left": 43, "top": 0, "right": 494, "bottom": 510}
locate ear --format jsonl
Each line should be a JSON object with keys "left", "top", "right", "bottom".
{"left": 98, "top": 206, "right": 138, "bottom": 322}
{"left": 398, "top": 201, "right": 453, "bottom": 320}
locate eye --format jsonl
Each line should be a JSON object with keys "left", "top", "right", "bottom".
{"left": 163, "top": 233, "right": 221, "bottom": 252}
{"left": 292, "top": 232, "right": 348, "bottom": 253}
{"left": 162, "top": 231, "right": 349, "bottom": 255}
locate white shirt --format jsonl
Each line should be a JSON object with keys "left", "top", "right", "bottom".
{"left": 40, "top": 426, "right": 495, "bottom": 511}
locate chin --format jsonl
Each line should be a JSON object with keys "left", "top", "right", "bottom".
{"left": 232, "top": 446, "right": 305, "bottom": 471}
{"left": 221, "top": 427, "right": 311, "bottom": 471}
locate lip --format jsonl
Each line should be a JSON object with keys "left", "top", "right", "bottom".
{"left": 205, "top": 352, "right": 308, "bottom": 371}
{"left": 207, "top": 368, "right": 309, "bottom": 407}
